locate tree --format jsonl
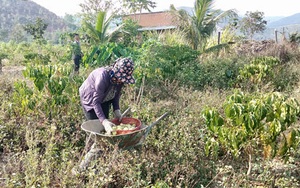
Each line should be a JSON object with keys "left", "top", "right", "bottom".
{"left": 288, "top": 32, "right": 300, "bottom": 48}
{"left": 120, "top": 19, "right": 140, "bottom": 46}
{"left": 63, "top": 13, "right": 80, "bottom": 27}
{"left": 239, "top": 11, "right": 267, "bottom": 40}
{"left": 10, "top": 24, "right": 26, "bottom": 43}
{"left": 171, "top": 0, "right": 237, "bottom": 51}
{"left": 83, "top": 11, "right": 123, "bottom": 45}
{"left": 289, "top": 32, "right": 300, "bottom": 44}
{"left": 23, "top": 17, "right": 48, "bottom": 42}
{"left": 123, "top": 0, "right": 156, "bottom": 14}
{"left": 79, "top": 0, "right": 121, "bottom": 24}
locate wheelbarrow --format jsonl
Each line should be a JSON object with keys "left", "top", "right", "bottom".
{"left": 81, "top": 112, "right": 169, "bottom": 150}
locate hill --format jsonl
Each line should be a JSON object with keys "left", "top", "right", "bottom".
{"left": 177, "top": 6, "right": 300, "bottom": 40}
{"left": 0, "top": 0, "right": 77, "bottom": 43}
{"left": 267, "top": 13, "right": 300, "bottom": 28}
{"left": 265, "top": 16, "right": 285, "bottom": 24}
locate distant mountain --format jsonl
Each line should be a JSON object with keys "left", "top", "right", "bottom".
{"left": 177, "top": 6, "right": 299, "bottom": 27}
{"left": 176, "top": 6, "right": 300, "bottom": 40}
{"left": 267, "top": 13, "right": 300, "bottom": 28}
{"left": 0, "top": 0, "right": 77, "bottom": 42}
{"left": 265, "top": 16, "right": 285, "bottom": 24}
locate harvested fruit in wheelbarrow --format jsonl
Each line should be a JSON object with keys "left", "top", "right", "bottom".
{"left": 111, "top": 123, "right": 136, "bottom": 135}
{"left": 111, "top": 117, "right": 142, "bottom": 135}
{"left": 117, "top": 123, "right": 136, "bottom": 130}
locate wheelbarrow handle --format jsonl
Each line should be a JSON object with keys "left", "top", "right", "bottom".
{"left": 148, "top": 112, "right": 169, "bottom": 128}
{"left": 119, "top": 107, "right": 131, "bottom": 122}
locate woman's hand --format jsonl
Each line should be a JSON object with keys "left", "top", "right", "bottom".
{"left": 102, "top": 119, "right": 115, "bottom": 134}
{"left": 114, "top": 109, "right": 122, "bottom": 119}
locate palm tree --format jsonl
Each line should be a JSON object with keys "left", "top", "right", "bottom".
{"left": 83, "top": 11, "right": 125, "bottom": 66}
{"left": 171, "top": 0, "right": 237, "bottom": 52}
{"left": 83, "top": 11, "right": 123, "bottom": 45}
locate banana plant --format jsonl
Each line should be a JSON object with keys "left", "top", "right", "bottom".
{"left": 85, "top": 42, "right": 135, "bottom": 67}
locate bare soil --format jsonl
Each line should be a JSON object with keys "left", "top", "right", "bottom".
{"left": 0, "top": 65, "right": 25, "bottom": 81}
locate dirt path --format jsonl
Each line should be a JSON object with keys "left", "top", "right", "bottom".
{"left": 0, "top": 65, "right": 26, "bottom": 81}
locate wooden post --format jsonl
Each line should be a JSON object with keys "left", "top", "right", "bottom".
{"left": 218, "top": 32, "right": 221, "bottom": 45}
{"left": 282, "top": 27, "right": 287, "bottom": 42}
{"left": 274, "top": 29, "right": 278, "bottom": 43}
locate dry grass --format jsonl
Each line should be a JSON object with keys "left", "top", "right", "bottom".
{"left": 0, "top": 65, "right": 25, "bottom": 82}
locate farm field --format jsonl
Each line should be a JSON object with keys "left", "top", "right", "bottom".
{"left": 1, "top": 0, "right": 300, "bottom": 187}
{"left": 1, "top": 38, "right": 300, "bottom": 187}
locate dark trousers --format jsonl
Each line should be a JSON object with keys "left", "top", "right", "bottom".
{"left": 74, "top": 55, "right": 81, "bottom": 72}
{"left": 82, "top": 100, "right": 113, "bottom": 120}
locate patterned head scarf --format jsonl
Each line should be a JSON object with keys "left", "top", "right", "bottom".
{"left": 112, "top": 58, "right": 135, "bottom": 84}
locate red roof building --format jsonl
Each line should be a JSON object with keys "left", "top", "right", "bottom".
{"left": 123, "top": 11, "right": 177, "bottom": 31}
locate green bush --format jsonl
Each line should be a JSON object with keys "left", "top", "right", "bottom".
{"left": 180, "top": 58, "right": 243, "bottom": 90}
{"left": 202, "top": 90, "right": 300, "bottom": 159}
{"left": 135, "top": 40, "right": 245, "bottom": 90}
{"left": 237, "top": 56, "right": 300, "bottom": 92}
{"left": 135, "top": 40, "right": 198, "bottom": 86}
{"left": 272, "top": 64, "right": 300, "bottom": 92}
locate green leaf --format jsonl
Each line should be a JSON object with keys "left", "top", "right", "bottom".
{"left": 96, "top": 11, "right": 106, "bottom": 33}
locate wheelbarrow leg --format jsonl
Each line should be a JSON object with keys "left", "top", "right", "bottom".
{"left": 78, "top": 143, "right": 102, "bottom": 171}
{"left": 79, "top": 133, "right": 93, "bottom": 159}
{"left": 73, "top": 134, "right": 102, "bottom": 174}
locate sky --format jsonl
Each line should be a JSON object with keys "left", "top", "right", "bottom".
{"left": 31, "top": 0, "right": 300, "bottom": 17}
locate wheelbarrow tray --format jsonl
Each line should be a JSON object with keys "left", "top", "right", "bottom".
{"left": 81, "top": 113, "right": 168, "bottom": 149}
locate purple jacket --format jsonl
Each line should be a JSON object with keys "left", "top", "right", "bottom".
{"left": 79, "top": 67, "right": 123, "bottom": 122}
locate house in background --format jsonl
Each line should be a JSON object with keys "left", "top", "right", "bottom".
{"left": 123, "top": 11, "right": 177, "bottom": 32}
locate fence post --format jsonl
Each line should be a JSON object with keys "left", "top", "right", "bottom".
{"left": 274, "top": 29, "right": 278, "bottom": 43}
{"left": 218, "top": 31, "right": 221, "bottom": 45}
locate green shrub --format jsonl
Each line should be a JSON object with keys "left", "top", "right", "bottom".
{"left": 272, "top": 64, "right": 300, "bottom": 91}
{"left": 24, "top": 53, "right": 51, "bottom": 64}
{"left": 135, "top": 40, "right": 246, "bottom": 90}
{"left": 202, "top": 90, "right": 300, "bottom": 159}
{"left": 237, "top": 56, "right": 299, "bottom": 92}
{"left": 180, "top": 58, "right": 243, "bottom": 90}
{"left": 135, "top": 41, "right": 198, "bottom": 86}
